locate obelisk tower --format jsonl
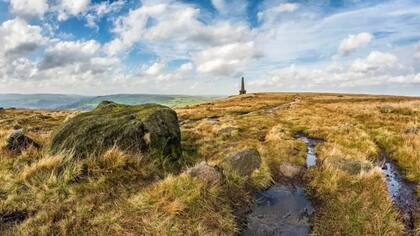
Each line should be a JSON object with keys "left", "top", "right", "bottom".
{"left": 239, "top": 77, "right": 246, "bottom": 95}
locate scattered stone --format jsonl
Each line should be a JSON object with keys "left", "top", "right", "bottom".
{"left": 379, "top": 105, "right": 394, "bottom": 113}
{"left": 404, "top": 127, "right": 419, "bottom": 134}
{"left": 216, "top": 126, "right": 239, "bottom": 137}
{"left": 220, "top": 148, "right": 262, "bottom": 177}
{"left": 278, "top": 163, "right": 304, "bottom": 178}
{"left": 186, "top": 162, "right": 222, "bottom": 185}
{"left": 5, "top": 129, "right": 41, "bottom": 152}
{"left": 50, "top": 101, "right": 181, "bottom": 159}
{"left": 328, "top": 157, "right": 372, "bottom": 175}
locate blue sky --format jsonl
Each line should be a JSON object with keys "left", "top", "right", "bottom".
{"left": 0, "top": 0, "right": 419, "bottom": 95}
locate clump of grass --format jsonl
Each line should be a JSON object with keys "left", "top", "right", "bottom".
{"left": 379, "top": 105, "right": 415, "bottom": 115}
{"left": 104, "top": 174, "right": 237, "bottom": 235}
{"left": 309, "top": 165, "right": 403, "bottom": 235}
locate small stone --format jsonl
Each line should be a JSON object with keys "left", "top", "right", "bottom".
{"left": 404, "top": 127, "right": 419, "bottom": 134}
{"left": 186, "top": 162, "right": 222, "bottom": 185}
{"left": 220, "top": 148, "right": 262, "bottom": 177}
{"left": 5, "top": 129, "right": 41, "bottom": 152}
{"left": 279, "top": 163, "right": 304, "bottom": 178}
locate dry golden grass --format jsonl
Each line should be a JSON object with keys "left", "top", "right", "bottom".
{"left": 0, "top": 93, "right": 419, "bottom": 235}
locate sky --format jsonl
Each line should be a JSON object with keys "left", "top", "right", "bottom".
{"left": 0, "top": 0, "right": 419, "bottom": 96}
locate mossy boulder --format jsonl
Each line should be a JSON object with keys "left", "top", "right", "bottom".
{"left": 50, "top": 101, "right": 181, "bottom": 159}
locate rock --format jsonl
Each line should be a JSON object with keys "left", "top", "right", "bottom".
{"left": 278, "top": 163, "right": 304, "bottom": 178}
{"left": 0, "top": 107, "right": 4, "bottom": 112}
{"left": 379, "top": 105, "right": 394, "bottom": 113}
{"left": 216, "top": 126, "right": 239, "bottom": 137}
{"left": 328, "top": 157, "right": 372, "bottom": 175}
{"left": 186, "top": 162, "right": 222, "bottom": 185}
{"left": 404, "top": 127, "right": 419, "bottom": 134}
{"left": 50, "top": 101, "right": 181, "bottom": 159}
{"left": 220, "top": 148, "right": 262, "bottom": 177}
{"left": 5, "top": 129, "right": 41, "bottom": 152}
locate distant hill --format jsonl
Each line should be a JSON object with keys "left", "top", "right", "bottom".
{"left": 0, "top": 94, "right": 87, "bottom": 109}
{"left": 0, "top": 94, "right": 216, "bottom": 110}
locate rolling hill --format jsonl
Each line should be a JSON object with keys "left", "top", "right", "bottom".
{"left": 0, "top": 94, "right": 216, "bottom": 110}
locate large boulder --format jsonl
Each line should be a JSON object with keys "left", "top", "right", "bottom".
{"left": 5, "top": 129, "right": 41, "bottom": 152}
{"left": 220, "top": 148, "right": 262, "bottom": 177}
{"left": 186, "top": 162, "right": 222, "bottom": 185}
{"left": 50, "top": 101, "right": 181, "bottom": 159}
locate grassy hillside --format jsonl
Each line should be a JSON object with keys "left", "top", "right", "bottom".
{"left": 0, "top": 93, "right": 419, "bottom": 235}
{"left": 0, "top": 94, "right": 216, "bottom": 110}
{"left": 60, "top": 94, "right": 216, "bottom": 110}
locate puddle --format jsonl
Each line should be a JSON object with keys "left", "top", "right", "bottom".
{"left": 243, "top": 134, "right": 323, "bottom": 235}
{"left": 242, "top": 185, "right": 314, "bottom": 236}
{"left": 296, "top": 134, "right": 324, "bottom": 168}
{"left": 379, "top": 149, "right": 418, "bottom": 234}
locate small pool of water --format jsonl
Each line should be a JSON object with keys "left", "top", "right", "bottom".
{"left": 242, "top": 185, "right": 314, "bottom": 236}
{"left": 243, "top": 134, "right": 323, "bottom": 235}
{"left": 297, "top": 135, "right": 324, "bottom": 168}
{"left": 380, "top": 153, "right": 418, "bottom": 234}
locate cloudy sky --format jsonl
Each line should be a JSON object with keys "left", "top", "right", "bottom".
{"left": 0, "top": 0, "right": 419, "bottom": 96}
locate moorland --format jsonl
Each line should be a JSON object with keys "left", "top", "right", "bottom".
{"left": 0, "top": 92, "right": 419, "bottom": 235}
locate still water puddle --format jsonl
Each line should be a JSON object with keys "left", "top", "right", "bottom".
{"left": 242, "top": 134, "right": 323, "bottom": 236}
{"left": 380, "top": 150, "right": 418, "bottom": 234}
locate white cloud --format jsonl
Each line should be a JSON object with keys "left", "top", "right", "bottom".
{"left": 141, "top": 60, "right": 166, "bottom": 76}
{"left": 105, "top": 1, "right": 252, "bottom": 56}
{"left": 250, "top": 50, "right": 417, "bottom": 92}
{"left": 178, "top": 63, "right": 193, "bottom": 73}
{"left": 415, "top": 43, "right": 420, "bottom": 60}
{"left": 194, "top": 42, "right": 260, "bottom": 76}
{"left": 350, "top": 51, "right": 397, "bottom": 73}
{"left": 257, "top": 3, "right": 299, "bottom": 22}
{"left": 9, "top": 0, "right": 48, "bottom": 17}
{"left": 211, "top": 0, "right": 248, "bottom": 17}
{"left": 338, "top": 32, "right": 373, "bottom": 55}
{"left": 85, "top": 0, "right": 124, "bottom": 28}
{"left": 0, "top": 18, "right": 45, "bottom": 58}
{"left": 39, "top": 40, "right": 100, "bottom": 70}
{"left": 56, "top": 0, "right": 91, "bottom": 21}
{"left": 140, "top": 60, "right": 193, "bottom": 81}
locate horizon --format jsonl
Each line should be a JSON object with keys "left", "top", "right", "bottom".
{"left": 1, "top": 91, "right": 420, "bottom": 98}
{"left": 0, "top": 0, "right": 419, "bottom": 96}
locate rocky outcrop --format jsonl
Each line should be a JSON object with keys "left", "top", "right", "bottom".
{"left": 50, "top": 101, "right": 181, "bottom": 159}
{"left": 219, "top": 148, "right": 262, "bottom": 177}
{"left": 186, "top": 162, "right": 222, "bottom": 185}
{"left": 5, "top": 130, "right": 41, "bottom": 152}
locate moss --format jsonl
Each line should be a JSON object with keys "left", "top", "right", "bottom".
{"left": 50, "top": 101, "right": 181, "bottom": 159}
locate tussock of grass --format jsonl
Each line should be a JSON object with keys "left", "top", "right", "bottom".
{"left": 104, "top": 174, "right": 237, "bottom": 235}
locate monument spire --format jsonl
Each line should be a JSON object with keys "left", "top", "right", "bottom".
{"left": 239, "top": 77, "right": 246, "bottom": 95}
